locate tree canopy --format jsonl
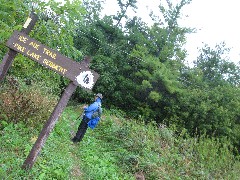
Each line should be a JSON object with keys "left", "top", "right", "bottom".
{"left": 1, "top": 0, "right": 240, "bottom": 150}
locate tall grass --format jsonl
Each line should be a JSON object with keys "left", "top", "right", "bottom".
{"left": 0, "top": 95, "right": 239, "bottom": 179}
{"left": 0, "top": 76, "right": 57, "bottom": 129}
{"left": 72, "top": 108, "right": 240, "bottom": 179}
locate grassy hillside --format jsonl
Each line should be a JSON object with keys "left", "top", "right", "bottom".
{"left": 1, "top": 106, "right": 240, "bottom": 179}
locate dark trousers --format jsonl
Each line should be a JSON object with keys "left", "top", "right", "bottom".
{"left": 73, "top": 116, "right": 89, "bottom": 142}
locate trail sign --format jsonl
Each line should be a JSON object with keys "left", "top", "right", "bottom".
{"left": 6, "top": 30, "right": 99, "bottom": 90}
{"left": 0, "top": 11, "right": 100, "bottom": 170}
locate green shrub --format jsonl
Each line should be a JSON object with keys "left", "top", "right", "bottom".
{"left": 92, "top": 111, "right": 240, "bottom": 179}
{"left": 0, "top": 76, "right": 57, "bottom": 128}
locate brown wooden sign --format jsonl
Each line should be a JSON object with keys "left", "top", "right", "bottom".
{"left": 0, "top": 11, "right": 100, "bottom": 170}
{"left": 6, "top": 30, "right": 99, "bottom": 90}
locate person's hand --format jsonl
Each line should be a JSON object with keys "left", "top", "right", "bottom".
{"left": 83, "top": 105, "right": 88, "bottom": 109}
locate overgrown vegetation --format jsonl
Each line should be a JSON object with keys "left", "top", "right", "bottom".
{"left": 0, "top": 76, "right": 57, "bottom": 129}
{"left": 1, "top": 107, "right": 239, "bottom": 179}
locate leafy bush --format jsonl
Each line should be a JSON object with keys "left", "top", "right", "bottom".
{"left": 0, "top": 76, "right": 57, "bottom": 128}
{"left": 88, "top": 110, "right": 240, "bottom": 179}
{"left": 0, "top": 106, "right": 239, "bottom": 179}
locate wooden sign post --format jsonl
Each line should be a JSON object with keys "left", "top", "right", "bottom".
{"left": 0, "top": 11, "right": 38, "bottom": 82}
{"left": 0, "top": 12, "right": 99, "bottom": 170}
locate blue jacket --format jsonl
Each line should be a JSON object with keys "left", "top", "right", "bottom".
{"left": 84, "top": 97, "right": 101, "bottom": 129}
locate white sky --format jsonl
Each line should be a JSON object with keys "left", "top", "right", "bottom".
{"left": 102, "top": 0, "right": 240, "bottom": 66}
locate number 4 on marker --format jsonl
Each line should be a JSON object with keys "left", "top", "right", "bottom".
{"left": 83, "top": 74, "right": 89, "bottom": 84}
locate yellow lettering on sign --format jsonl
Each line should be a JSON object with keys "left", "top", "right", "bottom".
{"left": 29, "top": 41, "right": 40, "bottom": 50}
{"left": 43, "top": 59, "right": 49, "bottom": 65}
{"left": 43, "top": 59, "right": 67, "bottom": 74}
{"left": 43, "top": 48, "right": 57, "bottom": 59}
{"left": 13, "top": 43, "right": 26, "bottom": 53}
{"left": 26, "top": 50, "right": 41, "bottom": 61}
{"left": 18, "top": 36, "right": 28, "bottom": 43}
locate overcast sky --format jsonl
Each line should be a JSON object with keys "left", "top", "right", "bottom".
{"left": 102, "top": 0, "right": 240, "bottom": 66}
